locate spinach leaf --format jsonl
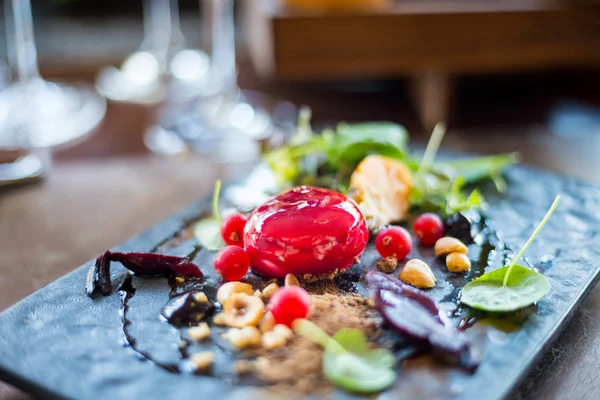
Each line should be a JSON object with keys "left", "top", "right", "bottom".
{"left": 326, "top": 122, "right": 408, "bottom": 168}
{"left": 294, "top": 319, "right": 397, "bottom": 393}
{"left": 461, "top": 195, "right": 560, "bottom": 312}
{"left": 193, "top": 181, "right": 226, "bottom": 251}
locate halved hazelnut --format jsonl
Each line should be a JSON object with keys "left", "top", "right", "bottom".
{"left": 217, "top": 282, "right": 254, "bottom": 305}
{"left": 446, "top": 252, "right": 471, "bottom": 273}
{"left": 189, "top": 351, "right": 214, "bottom": 371}
{"left": 284, "top": 273, "right": 300, "bottom": 287}
{"left": 259, "top": 311, "right": 276, "bottom": 333}
{"left": 399, "top": 259, "right": 436, "bottom": 289}
{"left": 225, "top": 326, "right": 262, "bottom": 349}
{"left": 262, "top": 283, "right": 280, "bottom": 300}
{"left": 262, "top": 331, "right": 286, "bottom": 350}
{"left": 188, "top": 323, "right": 211, "bottom": 341}
{"left": 272, "top": 324, "right": 294, "bottom": 340}
{"left": 213, "top": 313, "right": 227, "bottom": 326}
{"left": 434, "top": 237, "right": 468, "bottom": 258}
{"left": 224, "top": 293, "right": 265, "bottom": 328}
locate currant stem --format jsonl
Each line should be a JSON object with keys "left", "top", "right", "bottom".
{"left": 502, "top": 195, "right": 561, "bottom": 287}
{"left": 212, "top": 180, "right": 222, "bottom": 224}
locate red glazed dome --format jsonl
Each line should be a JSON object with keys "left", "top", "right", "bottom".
{"left": 244, "top": 186, "right": 369, "bottom": 279}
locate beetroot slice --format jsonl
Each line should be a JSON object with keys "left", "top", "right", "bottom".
{"left": 366, "top": 271, "right": 478, "bottom": 370}
{"left": 86, "top": 251, "right": 203, "bottom": 297}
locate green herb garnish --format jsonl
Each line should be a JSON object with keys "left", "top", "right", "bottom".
{"left": 264, "top": 113, "right": 408, "bottom": 191}
{"left": 461, "top": 195, "right": 560, "bottom": 312}
{"left": 293, "top": 319, "right": 396, "bottom": 393}
{"left": 193, "top": 180, "right": 226, "bottom": 251}
{"left": 263, "top": 110, "right": 517, "bottom": 215}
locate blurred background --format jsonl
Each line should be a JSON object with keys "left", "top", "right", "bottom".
{"left": 1, "top": 1, "right": 600, "bottom": 398}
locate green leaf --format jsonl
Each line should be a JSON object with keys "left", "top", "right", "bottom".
{"left": 445, "top": 176, "right": 485, "bottom": 215}
{"left": 193, "top": 218, "right": 226, "bottom": 251}
{"left": 461, "top": 195, "right": 560, "bottom": 312}
{"left": 193, "top": 180, "right": 226, "bottom": 251}
{"left": 442, "top": 153, "right": 519, "bottom": 184}
{"left": 461, "top": 265, "right": 550, "bottom": 312}
{"left": 327, "top": 122, "right": 408, "bottom": 167}
{"left": 294, "top": 320, "right": 397, "bottom": 393}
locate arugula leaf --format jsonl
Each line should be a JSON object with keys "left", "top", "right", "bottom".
{"left": 294, "top": 319, "right": 397, "bottom": 393}
{"left": 461, "top": 195, "right": 560, "bottom": 312}
{"left": 445, "top": 176, "right": 485, "bottom": 215}
{"left": 193, "top": 181, "right": 226, "bottom": 251}
{"left": 442, "top": 153, "right": 519, "bottom": 186}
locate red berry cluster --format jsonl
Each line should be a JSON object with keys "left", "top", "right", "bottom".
{"left": 374, "top": 213, "right": 445, "bottom": 259}
{"left": 214, "top": 213, "right": 250, "bottom": 281}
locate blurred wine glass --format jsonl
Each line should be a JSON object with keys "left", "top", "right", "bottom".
{"left": 0, "top": 59, "right": 9, "bottom": 90}
{"left": 0, "top": 0, "right": 106, "bottom": 186}
{"left": 96, "top": 0, "right": 218, "bottom": 105}
{"left": 145, "top": 0, "right": 297, "bottom": 160}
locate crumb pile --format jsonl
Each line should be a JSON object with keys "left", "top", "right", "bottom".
{"left": 236, "top": 292, "right": 382, "bottom": 395}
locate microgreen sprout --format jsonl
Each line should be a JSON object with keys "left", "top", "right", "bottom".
{"left": 461, "top": 195, "right": 561, "bottom": 312}
{"left": 502, "top": 195, "right": 561, "bottom": 287}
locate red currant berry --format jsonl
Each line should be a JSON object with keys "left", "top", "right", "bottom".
{"left": 268, "top": 286, "right": 312, "bottom": 327}
{"left": 214, "top": 246, "right": 250, "bottom": 281}
{"left": 413, "top": 213, "right": 444, "bottom": 246}
{"left": 221, "top": 213, "right": 248, "bottom": 247}
{"left": 375, "top": 226, "right": 412, "bottom": 259}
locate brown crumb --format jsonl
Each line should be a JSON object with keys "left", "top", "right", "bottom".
{"left": 299, "top": 269, "right": 343, "bottom": 283}
{"left": 376, "top": 256, "right": 398, "bottom": 273}
{"left": 236, "top": 291, "right": 383, "bottom": 396}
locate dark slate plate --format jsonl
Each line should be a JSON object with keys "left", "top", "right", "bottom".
{"left": 1, "top": 164, "right": 600, "bottom": 400}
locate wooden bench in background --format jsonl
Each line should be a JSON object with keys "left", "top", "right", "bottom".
{"left": 245, "top": 0, "right": 600, "bottom": 129}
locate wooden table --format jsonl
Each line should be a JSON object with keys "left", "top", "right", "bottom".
{"left": 1, "top": 70, "right": 600, "bottom": 399}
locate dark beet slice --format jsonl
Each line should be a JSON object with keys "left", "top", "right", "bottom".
{"left": 161, "top": 291, "right": 214, "bottom": 326}
{"left": 366, "top": 271, "right": 478, "bottom": 370}
{"left": 86, "top": 250, "right": 203, "bottom": 297}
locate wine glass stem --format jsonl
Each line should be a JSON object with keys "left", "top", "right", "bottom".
{"left": 143, "top": 0, "right": 184, "bottom": 66}
{"left": 212, "top": 0, "right": 237, "bottom": 92}
{"left": 5, "top": 0, "right": 41, "bottom": 83}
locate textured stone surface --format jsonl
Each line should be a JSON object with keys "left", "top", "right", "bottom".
{"left": 0, "top": 165, "right": 599, "bottom": 400}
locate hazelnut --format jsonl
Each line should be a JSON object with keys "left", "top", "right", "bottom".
{"left": 284, "top": 273, "right": 300, "bottom": 287}
{"left": 189, "top": 351, "right": 214, "bottom": 371}
{"left": 446, "top": 252, "right": 471, "bottom": 273}
{"left": 193, "top": 292, "right": 209, "bottom": 303}
{"left": 272, "top": 324, "right": 294, "bottom": 340}
{"left": 259, "top": 311, "right": 276, "bottom": 333}
{"left": 224, "top": 293, "right": 265, "bottom": 328}
{"left": 399, "top": 259, "right": 436, "bottom": 289}
{"left": 262, "top": 331, "right": 286, "bottom": 350}
{"left": 262, "top": 283, "right": 280, "bottom": 300}
{"left": 217, "top": 282, "right": 254, "bottom": 305}
{"left": 225, "top": 326, "right": 262, "bottom": 349}
{"left": 434, "top": 237, "right": 468, "bottom": 257}
{"left": 213, "top": 313, "right": 227, "bottom": 326}
{"left": 188, "top": 323, "right": 211, "bottom": 341}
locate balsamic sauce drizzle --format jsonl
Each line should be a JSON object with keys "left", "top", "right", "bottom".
{"left": 118, "top": 275, "right": 181, "bottom": 373}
